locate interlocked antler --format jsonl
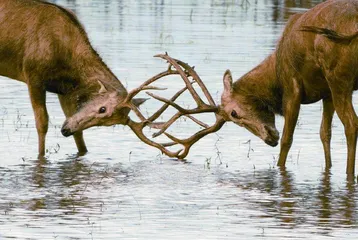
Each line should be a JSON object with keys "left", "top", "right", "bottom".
{"left": 123, "top": 53, "right": 226, "bottom": 159}
{"left": 122, "top": 67, "right": 178, "bottom": 124}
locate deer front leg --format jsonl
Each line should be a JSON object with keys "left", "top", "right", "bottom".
{"left": 28, "top": 85, "right": 49, "bottom": 157}
{"left": 320, "top": 98, "right": 334, "bottom": 169}
{"left": 73, "top": 131, "right": 87, "bottom": 155}
{"left": 277, "top": 85, "right": 301, "bottom": 167}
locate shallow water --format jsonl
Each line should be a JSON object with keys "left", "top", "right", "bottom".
{"left": 1, "top": 0, "right": 358, "bottom": 239}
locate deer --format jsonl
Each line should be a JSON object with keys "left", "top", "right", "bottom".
{"left": 218, "top": 0, "right": 358, "bottom": 175}
{"left": 0, "top": 0, "right": 165, "bottom": 157}
{"left": 136, "top": 0, "right": 358, "bottom": 176}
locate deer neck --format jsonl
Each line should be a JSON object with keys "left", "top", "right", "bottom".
{"left": 234, "top": 53, "right": 283, "bottom": 115}
{"left": 76, "top": 48, "right": 127, "bottom": 96}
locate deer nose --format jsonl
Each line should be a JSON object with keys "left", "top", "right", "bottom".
{"left": 263, "top": 125, "right": 280, "bottom": 147}
{"left": 61, "top": 127, "right": 73, "bottom": 137}
{"left": 61, "top": 121, "right": 73, "bottom": 137}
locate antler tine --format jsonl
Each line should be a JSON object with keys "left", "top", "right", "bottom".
{"left": 124, "top": 68, "right": 181, "bottom": 122}
{"left": 162, "top": 142, "right": 178, "bottom": 147}
{"left": 146, "top": 91, "right": 218, "bottom": 114}
{"left": 124, "top": 69, "right": 179, "bottom": 104}
{"left": 129, "top": 81, "right": 194, "bottom": 128}
{"left": 174, "top": 59, "right": 216, "bottom": 107}
{"left": 163, "top": 117, "right": 226, "bottom": 159}
{"left": 152, "top": 112, "right": 182, "bottom": 138}
{"left": 185, "top": 115, "right": 210, "bottom": 128}
{"left": 127, "top": 119, "right": 184, "bottom": 158}
{"left": 147, "top": 81, "right": 194, "bottom": 123}
{"left": 152, "top": 112, "right": 210, "bottom": 138}
{"left": 155, "top": 54, "right": 207, "bottom": 108}
{"left": 127, "top": 117, "right": 225, "bottom": 160}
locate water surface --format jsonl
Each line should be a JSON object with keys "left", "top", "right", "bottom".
{"left": 1, "top": 0, "right": 358, "bottom": 239}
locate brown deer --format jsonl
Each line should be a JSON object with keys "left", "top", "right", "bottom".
{"left": 0, "top": 0, "right": 150, "bottom": 157}
{"left": 220, "top": 0, "right": 358, "bottom": 175}
{"left": 140, "top": 1, "right": 358, "bottom": 175}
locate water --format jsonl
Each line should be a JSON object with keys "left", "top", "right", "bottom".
{"left": 1, "top": 0, "right": 357, "bottom": 239}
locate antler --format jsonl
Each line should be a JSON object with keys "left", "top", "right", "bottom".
{"left": 121, "top": 66, "right": 180, "bottom": 123}
{"left": 124, "top": 53, "right": 226, "bottom": 159}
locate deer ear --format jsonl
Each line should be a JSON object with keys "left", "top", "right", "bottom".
{"left": 98, "top": 81, "right": 107, "bottom": 94}
{"left": 132, "top": 98, "right": 148, "bottom": 107}
{"left": 223, "top": 69, "right": 233, "bottom": 95}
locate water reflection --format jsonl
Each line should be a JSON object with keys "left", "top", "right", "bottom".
{"left": 317, "top": 170, "right": 333, "bottom": 226}
{"left": 271, "top": 0, "right": 325, "bottom": 22}
{"left": 277, "top": 168, "right": 296, "bottom": 225}
{"left": 339, "top": 179, "right": 357, "bottom": 226}
{"left": 221, "top": 168, "right": 358, "bottom": 230}
{"left": 52, "top": 0, "right": 327, "bottom": 26}
{"left": 0, "top": 156, "right": 131, "bottom": 215}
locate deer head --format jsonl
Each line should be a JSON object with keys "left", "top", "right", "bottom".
{"left": 61, "top": 80, "right": 147, "bottom": 137}
{"left": 220, "top": 70, "right": 279, "bottom": 147}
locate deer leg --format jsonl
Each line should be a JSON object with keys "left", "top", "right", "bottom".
{"left": 73, "top": 131, "right": 87, "bottom": 155}
{"left": 277, "top": 85, "right": 301, "bottom": 167}
{"left": 28, "top": 86, "right": 49, "bottom": 157}
{"left": 329, "top": 92, "right": 357, "bottom": 175}
{"left": 320, "top": 98, "right": 334, "bottom": 169}
{"left": 58, "top": 95, "right": 88, "bottom": 154}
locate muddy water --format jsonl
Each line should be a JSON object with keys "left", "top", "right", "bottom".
{"left": 1, "top": 0, "right": 358, "bottom": 239}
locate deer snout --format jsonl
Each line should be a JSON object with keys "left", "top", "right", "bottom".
{"left": 263, "top": 125, "right": 279, "bottom": 147}
{"left": 61, "top": 121, "right": 74, "bottom": 137}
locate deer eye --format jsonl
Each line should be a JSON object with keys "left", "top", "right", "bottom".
{"left": 231, "top": 110, "right": 240, "bottom": 119}
{"left": 99, "top": 107, "right": 106, "bottom": 114}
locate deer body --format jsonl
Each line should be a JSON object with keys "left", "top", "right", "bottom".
{"left": 221, "top": 0, "right": 358, "bottom": 174}
{"left": 0, "top": 0, "right": 135, "bottom": 156}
